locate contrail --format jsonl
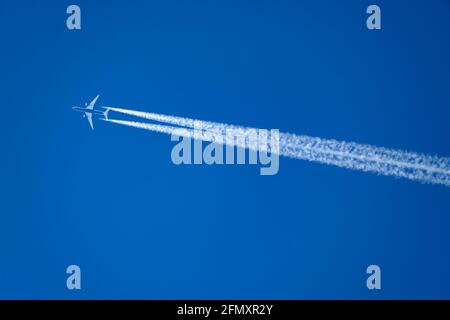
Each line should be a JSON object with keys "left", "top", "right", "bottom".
{"left": 109, "top": 107, "right": 243, "bottom": 132}
{"left": 103, "top": 119, "right": 269, "bottom": 152}
{"left": 105, "top": 108, "right": 450, "bottom": 187}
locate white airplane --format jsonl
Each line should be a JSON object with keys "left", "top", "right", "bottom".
{"left": 72, "top": 95, "right": 110, "bottom": 130}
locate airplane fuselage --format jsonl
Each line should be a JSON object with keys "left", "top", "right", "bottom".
{"left": 72, "top": 106, "right": 107, "bottom": 115}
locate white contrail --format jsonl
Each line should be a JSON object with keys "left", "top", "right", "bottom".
{"left": 109, "top": 107, "right": 241, "bottom": 132}
{"left": 103, "top": 119, "right": 265, "bottom": 151}
{"left": 104, "top": 108, "right": 450, "bottom": 187}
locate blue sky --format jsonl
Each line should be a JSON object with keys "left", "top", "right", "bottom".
{"left": 1, "top": 0, "right": 450, "bottom": 299}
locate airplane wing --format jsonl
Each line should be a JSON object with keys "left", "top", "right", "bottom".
{"left": 86, "top": 95, "right": 100, "bottom": 110}
{"left": 86, "top": 113, "right": 94, "bottom": 130}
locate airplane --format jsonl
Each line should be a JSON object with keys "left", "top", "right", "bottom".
{"left": 72, "top": 95, "right": 110, "bottom": 130}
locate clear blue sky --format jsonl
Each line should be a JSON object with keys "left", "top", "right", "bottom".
{"left": 1, "top": 0, "right": 450, "bottom": 299}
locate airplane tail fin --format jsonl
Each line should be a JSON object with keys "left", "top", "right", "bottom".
{"left": 103, "top": 108, "right": 110, "bottom": 120}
